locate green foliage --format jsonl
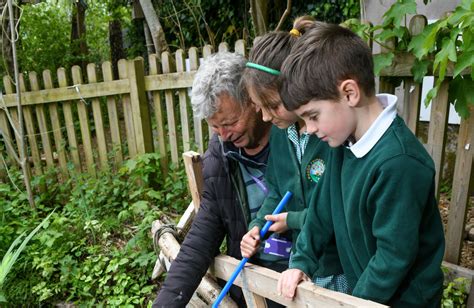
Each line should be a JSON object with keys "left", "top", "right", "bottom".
{"left": 343, "top": 0, "right": 474, "bottom": 119}
{"left": 18, "top": 3, "right": 71, "bottom": 74}
{"left": 17, "top": 1, "right": 125, "bottom": 75}
{"left": 442, "top": 277, "right": 470, "bottom": 307}
{"left": 0, "top": 211, "right": 53, "bottom": 303}
{"left": 157, "top": 0, "right": 360, "bottom": 51}
{"left": 0, "top": 153, "right": 189, "bottom": 305}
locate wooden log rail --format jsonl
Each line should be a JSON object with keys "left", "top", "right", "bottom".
{"left": 152, "top": 217, "right": 386, "bottom": 308}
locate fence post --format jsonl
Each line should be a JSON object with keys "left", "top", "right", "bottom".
{"left": 128, "top": 58, "right": 154, "bottom": 154}
{"left": 445, "top": 105, "right": 474, "bottom": 264}
{"left": 401, "top": 15, "right": 427, "bottom": 135}
{"left": 426, "top": 79, "right": 450, "bottom": 198}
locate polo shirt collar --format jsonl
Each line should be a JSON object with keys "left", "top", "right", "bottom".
{"left": 348, "top": 94, "right": 398, "bottom": 158}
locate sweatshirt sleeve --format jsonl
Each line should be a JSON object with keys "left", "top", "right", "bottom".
{"left": 289, "top": 176, "right": 334, "bottom": 278}
{"left": 286, "top": 208, "right": 307, "bottom": 230}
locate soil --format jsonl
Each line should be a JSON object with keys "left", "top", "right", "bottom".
{"left": 439, "top": 194, "right": 474, "bottom": 270}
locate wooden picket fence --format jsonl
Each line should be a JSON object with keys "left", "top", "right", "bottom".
{"left": 0, "top": 13, "right": 473, "bottom": 304}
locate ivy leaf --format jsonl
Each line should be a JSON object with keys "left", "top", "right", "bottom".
{"left": 434, "top": 36, "right": 457, "bottom": 81}
{"left": 424, "top": 86, "right": 439, "bottom": 107}
{"left": 373, "top": 53, "right": 395, "bottom": 76}
{"left": 449, "top": 76, "right": 474, "bottom": 119}
{"left": 453, "top": 51, "right": 474, "bottom": 77}
{"left": 382, "top": 0, "right": 417, "bottom": 27}
{"left": 376, "top": 26, "right": 407, "bottom": 41}
{"left": 412, "top": 58, "right": 430, "bottom": 83}
{"left": 408, "top": 20, "right": 446, "bottom": 59}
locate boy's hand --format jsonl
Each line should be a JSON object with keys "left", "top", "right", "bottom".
{"left": 265, "top": 212, "right": 288, "bottom": 233}
{"left": 277, "top": 268, "right": 309, "bottom": 300}
{"left": 240, "top": 227, "right": 260, "bottom": 258}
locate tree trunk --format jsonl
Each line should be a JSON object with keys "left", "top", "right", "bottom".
{"left": 250, "top": 0, "right": 268, "bottom": 36}
{"left": 143, "top": 22, "right": 155, "bottom": 55}
{"left": 71, "top": 0, "right": 89, "bottom": 71}
{"left": 109, "top": 19, "right": 125, "bottom": 80}
{"left": 138, "top": 0, "right": 169, "bottom": 57}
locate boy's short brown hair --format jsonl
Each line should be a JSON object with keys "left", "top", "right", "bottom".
{"left": 280, "top": 22, "right": 376, "bottom": 111}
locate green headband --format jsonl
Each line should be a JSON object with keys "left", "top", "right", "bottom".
{"left": 246, "top": 62, "right": 280, "bottom": 76}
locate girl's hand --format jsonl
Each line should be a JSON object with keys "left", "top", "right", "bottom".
{"left": 265, "top": 212, "right": 289, "bottom": 233}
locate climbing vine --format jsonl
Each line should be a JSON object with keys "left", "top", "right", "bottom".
{"left": 344, "top": 0, "right": 474, "bottom": 118}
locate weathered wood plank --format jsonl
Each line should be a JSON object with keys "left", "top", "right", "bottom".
{"left": 148, "top": 54, "right": 168, "bottom": 175}
{"left": 442, "top": 261, "right": 474, "bottom": 290}
{"left": 151, "top": 220, "right": 237, "bottom": 307}
{"left": 162, "top": 52, "right": 179, "bottom": 165}
{"left": 118, "top": 59, "right": 137, "bottom": 158}
{"left": 211, "top": 255, "right": 387, "bottom": 307}
{"left": 426, "top": 79, "right": 449, "bottom": 197}
{"left": 444, "top": 106, "right": 474, "bottom": 264}
{"left": 87, "top": 63, "right": 108, "bottom": 171}
{"left": 57, "top": 68, "right": 81, "bottom": 172}
{"left": 182, "top": 151, "right": 203, "bottom": 212}
{"left": 72, "top": 66, "right": 95, "bottom": 176}
{"left": 3, "top": 76, "right": 22, "bottom": 153}
{"left": 218, "top": 42, "right": 229, "bottom": 52}
{"left": 144, "top": 72, "right": 195, "bottom": 91}
{"left": 2, "top": 79, "right": 130, "bottom": 107}
{"left": 188, "top": 47, "right": 204, "bottom": 154}
{"left": 22, "top": 75, "right": 42, "bottom": 176}
{"left": 202, "top": 45, "right": 214, "bottom": 139}
{"left": 0, "top": 107, "right": 17, "bottom": 163}
{"left": 176, "top": 49, "right": 191, "bottom": 152}
{"left": 234, "top": 39, "right": 246, "bottom": 57}
{"left": 102, "top": 62, "right": 123, "bottom": 166}
{"left": 400, "top": 15, "right": 426, "bottom": 135}
{"left": 379, "top": 53, "right": 471, "bottom": 77}
{"left": 241, "top": 270, "right": 268, "bottom": 308}
{"left": 128, "top": 58, "right": 154, "bottom": 154}
{"left": 43, "top": 70, "right": 68, "bottom": 177}
{"left": 29, "top": 73, "right": 55, "bottom": 170}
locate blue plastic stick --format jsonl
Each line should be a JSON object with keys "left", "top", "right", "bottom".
{"left": 212, "top": 191, "right": 293, "bottom": 308}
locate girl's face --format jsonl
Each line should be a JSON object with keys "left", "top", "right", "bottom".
{"left": 248, "top": 86, "right": 299, "bottom": 129}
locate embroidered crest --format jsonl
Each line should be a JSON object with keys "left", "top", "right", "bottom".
{"left": 306, "top": 158, "right": 325, "bottom": 183}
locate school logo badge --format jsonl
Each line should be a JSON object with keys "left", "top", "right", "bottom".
{"left": 306, "top": 158, "right": 325, "bottom": 183}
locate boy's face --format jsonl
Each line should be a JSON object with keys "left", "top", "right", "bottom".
{"left": 248, "top": 86, "right": 299, "bottom": 129}
{"left": 295, "top": 99, "right": 356, "bottom": 147}
{"left": 208, "top": 93, "right": 269, "bottom": 149}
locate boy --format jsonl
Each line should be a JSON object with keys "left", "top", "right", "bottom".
{"left": 277, "top": 22, "right": 445, "bottom": 307}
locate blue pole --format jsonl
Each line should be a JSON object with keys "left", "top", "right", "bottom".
{"left": 212, "top": 191, "right": 293, "bottom": 308}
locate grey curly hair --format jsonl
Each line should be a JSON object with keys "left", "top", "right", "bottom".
{"left": 191, "top": 51, "right": 247, "bottom": 119}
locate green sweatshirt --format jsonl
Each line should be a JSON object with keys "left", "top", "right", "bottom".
{"left": 249, "top": 126, "right": 343, "bottom": 278}
{"left": 292, "top": 116, "right": 445, "bottom": 307}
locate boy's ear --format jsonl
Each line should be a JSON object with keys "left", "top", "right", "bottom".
{"left": 339, "top": 80, "right": 360, "bottom": 107}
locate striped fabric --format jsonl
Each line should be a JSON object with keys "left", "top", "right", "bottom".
{"left": 287, "top": 124, "right": 310, "bottom": 164}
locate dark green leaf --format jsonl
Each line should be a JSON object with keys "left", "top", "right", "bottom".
{"left": 411, "top": 59, "right": 430, "bottom": 83}
{"left": 454, "top": 51, "right": 474, "bottom": 77}
{"left": 382, "top": 0, "right": 417, "bottom": 27}
{"left": 373, "top": 53, "right": 395, "bottom": 76}
{"left": 449, "top": 76, "right": 474, "bottom": 118}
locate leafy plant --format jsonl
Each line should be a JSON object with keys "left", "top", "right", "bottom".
{"left": 1, "top": 153, "right": 189, "bottom": 305}
{"left": 343, "top": 0, "right": 474, "bottom": 118}
{"left": 442, "top": 277, "right": 470, "bottom": 307}
{"left": 0, "top": 211, "right": 53, "bottom": 303}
